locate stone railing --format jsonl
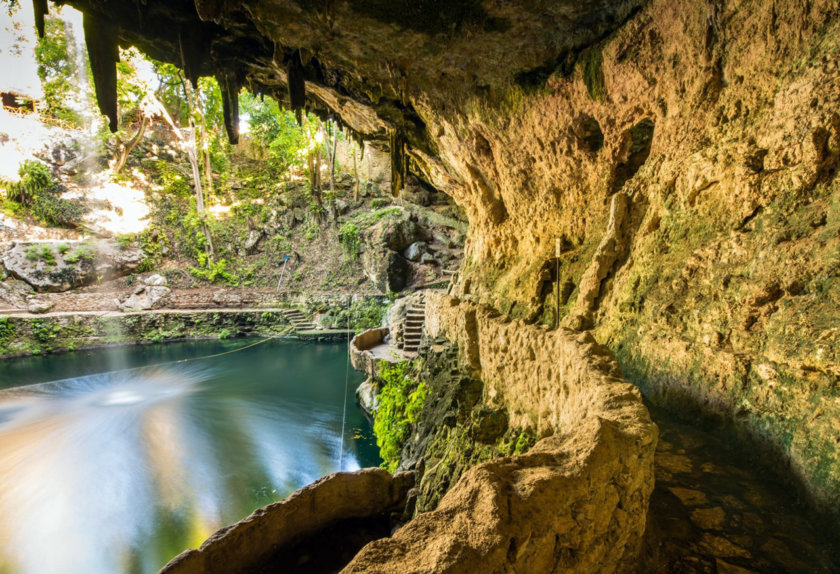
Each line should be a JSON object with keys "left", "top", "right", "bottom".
{"left": 343, "top": 293, "right": 658, "bottom": 573}
{"left": 349, "top": 327, "right": 389, "bottom": 378}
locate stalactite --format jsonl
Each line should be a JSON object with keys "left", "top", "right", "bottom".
{"left": 287, "top": 50, "right": 306, "bottom": 125}
{"left": 178, "top": 27, "right": 205, "bottom": 90}
{"left": 83, "top": 13, "right": 119, "bottom": 132}
{"left": 32, "top": 0, "right": 48, "bottom": 39}
{"left": 216, "top": 69, "right": 241, "bottom": 144}
{"left": 193, "top": 0, "right": 225, "bottom": 23}
{"left": 390, "top": 130, "right": 406, "bottom": 197}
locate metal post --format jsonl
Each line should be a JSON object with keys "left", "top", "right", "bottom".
{"left": 555, "top": 237, "right": 562, "bottom": 328}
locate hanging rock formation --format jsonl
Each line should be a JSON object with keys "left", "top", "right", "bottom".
{"left": 82, "top": 12, "right": 119, "bottom": 132}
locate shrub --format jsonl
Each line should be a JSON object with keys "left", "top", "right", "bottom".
{"left": 6, "top": 160, "right": 87, "bottom": 227}
{"left": 373, "top": 360, "right": 427, "bottom": 472}
{"left": 338, "top": 222, "right": 360, "bottom": 261}
{"left": 189, "top": 257, "right": 239, "bottom": 286}
{"left": 6, "top": 160, "right": 52, "bottom": 205}
{"left": 65, "top": 246, "right": 96, "bottom": 264}
{"left": 24, "top": 246, "right": 39, "bottom": 261}
{"left": 39, "top": 246, "right": 55, "bottom": 266}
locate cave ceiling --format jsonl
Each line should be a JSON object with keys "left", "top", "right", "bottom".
{"left": 42, "top": 0, "right": 645, "bottom": 191}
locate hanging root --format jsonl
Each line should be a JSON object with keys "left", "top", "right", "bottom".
{"left": 83, "top": 12, "right": 119, "bottom": 132}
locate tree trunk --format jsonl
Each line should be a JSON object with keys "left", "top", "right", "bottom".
{"left": 328, "top": 121, "right": 336, "bottom": 194}
{"left": 113, "top": 116, "right": 149, "bottom": 174}
{"left": 353, "top": 142, "right": 360, "bottom": 201}
{"left": 181, "top": 80, "right": 215, "bottom": 259}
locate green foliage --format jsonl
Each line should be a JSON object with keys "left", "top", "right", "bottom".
{"left": 56, "top": 243, "right": 70, "bottom": 254}
{"left": 64, "top": 246, "right": 95, "bottom": 264}
{"left": 0, "top": 316, "right": 15, "bottom": 346}
{"left": 138, "top": 225, "right": 169, "bottom": 271}
{"left": 30, "top": 193, "right": 88, "bottom": 227}
{"left": 39, "top": 246, "right": 55, "bottom": 266}
{"left": 350, "top": 297, "right": 391, "bottom": 332}
{"left": 373, "top": 361, "right": 427, "bottom": 472}
{"left": 239, "top": 91, "right": 327, "bottom": 178}
{"left": 349, "top": 206, "right": 402, "bottom": 230}
{"left": 6, "top": 160, "right": 52, "bottom": 205}
{"left": 338, "top": 222, "right": 361, "bottom": 261}
{"left": 24, "top": 246, "right": 39, "bottom": 261}
{"left": 189, "top": 257, "right": 239, "bottom": 286}
{"left": 5, "top": 161, "right": 86, "bottom": 227}
{"left": 35, "top": 16, "right": 82, "bottom": 126}
{"left": 370, "top": 198, "right": 390, "bottom": 209}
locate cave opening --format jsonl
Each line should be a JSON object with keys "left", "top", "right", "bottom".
{"left": 612, "top": 117, "right": 654, "bottom": 192}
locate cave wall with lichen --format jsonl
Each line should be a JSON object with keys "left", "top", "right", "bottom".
{"left": 47, "top": 0, "right": 840, "bottom": 513}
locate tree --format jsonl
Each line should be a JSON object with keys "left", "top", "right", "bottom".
{"left": 35, "top": 14, "right": 81, "bottom": 125}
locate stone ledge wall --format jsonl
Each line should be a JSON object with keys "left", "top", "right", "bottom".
{"left": 344, "top": 292, "right": 657, "bottom": 573}
{"left": 349, "top": 327, "right": 389, "bottom": 378}
{"left": 0, "top": 310, "right": 293, "bottom": 359}
{"left": 161, "top": 468, "right": 413, "bottom": 574}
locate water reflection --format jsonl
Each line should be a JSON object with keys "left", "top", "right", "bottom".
{"left": 0, "top": 341, "right": 379, "bottom": 574}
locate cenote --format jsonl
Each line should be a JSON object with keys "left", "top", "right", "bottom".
{"left": 0, "top": 339, "right": 379, "bottom": 574}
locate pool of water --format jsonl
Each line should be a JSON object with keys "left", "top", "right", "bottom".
{"left": 0, "top": 339, "right": 380, "bottom": 574}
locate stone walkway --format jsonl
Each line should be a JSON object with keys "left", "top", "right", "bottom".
{"left": 643, "top": 408, "right": 839, "bottom": 573}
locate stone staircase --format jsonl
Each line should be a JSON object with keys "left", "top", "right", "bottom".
{"left": 402, "top": 294, "right": 426, "bottom": 356}
{"left": 282, "top": 309, "right": 317, "bottom": 332}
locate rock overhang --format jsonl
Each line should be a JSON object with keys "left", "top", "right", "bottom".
{"left": 42, "top": 0, "right": 646, "bottom": 191}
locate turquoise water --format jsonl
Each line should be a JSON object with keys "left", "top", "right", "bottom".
{"left": 0, "top": 339, "right": 380, "bottom": 574}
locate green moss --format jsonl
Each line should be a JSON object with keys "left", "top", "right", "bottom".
{"left": 580, "top": 46, "right": 606, "bottom": 102}
{"left": 373, "top": 360, "right": 427, "bottom": 472}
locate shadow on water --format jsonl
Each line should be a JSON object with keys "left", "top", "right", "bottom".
{"left": 0, "top": 339, "right": 380, "bottom": 574}
{"left": 641, "top": 404, "right": 840, "bottom": 573}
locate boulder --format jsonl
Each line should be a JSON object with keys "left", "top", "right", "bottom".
{"left": 120, "top": 285, "right": 171, "bottom": 311}
{"left": 243, "top": 229, "right": 264, "bottom": 254}
{"left": 2, "top": 241, "right": 144, "bottom": 293}
{"left": 334, "top": 199, "right": 350, "bottom": 215}
{"left": 355, "top": 378, "right": 379, "bottom": 417}
{"left": 26, "top": 296, "right": 55, "bottom": 314}
{"left": 363, "top": 210, "right": 424, "bottom": 252}
{"left": 404, "top": 241, "right": 428, "bottom": 262}
{"left": 361, "top": 248, "right": 409, "bottom": 293}
{"left": 143, "top": 273, "right": 168, "bottom": 286}
{"left": 0, "top": 279, "right": 31, "bottom": 308}
{"left": 419, "top": 252, "right": 438, "bottom": 266}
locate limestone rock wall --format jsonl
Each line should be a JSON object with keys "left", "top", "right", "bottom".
{"left": 344, "top": 293, "right": 658, "bottom": 573}
{"left": 161, "top": 468, "right": 413, "bottom": 574}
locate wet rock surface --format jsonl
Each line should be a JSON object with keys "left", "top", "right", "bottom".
{"left": 642, "top": 409, "right": 840, "bottom": 573}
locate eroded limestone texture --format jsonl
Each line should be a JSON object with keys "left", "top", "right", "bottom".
{"left": 343, "top": 293, "right": 658, "bottom": 573}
